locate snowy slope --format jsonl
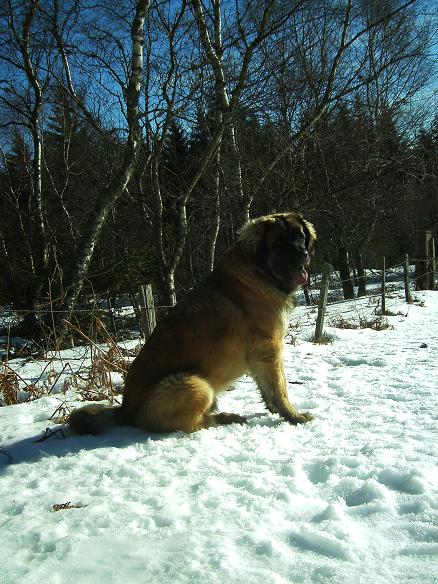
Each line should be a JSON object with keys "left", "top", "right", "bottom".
{"left": 0, "top": 290, "right": 437, "bottom": 584}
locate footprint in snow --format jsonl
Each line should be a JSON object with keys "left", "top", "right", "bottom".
{"left": 377, "top": 468, "right": 426, "bottom": 494}
{"left": 288, "top": 526, "right": 353, "bottom": 561}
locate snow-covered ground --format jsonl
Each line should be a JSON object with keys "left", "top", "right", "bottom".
{"left": 0, "top": 289, "right": 437, "bottom": 584}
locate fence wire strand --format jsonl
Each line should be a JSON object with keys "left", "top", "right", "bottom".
{"left": 0, "top": 259, "right": 436, "bottom": 342}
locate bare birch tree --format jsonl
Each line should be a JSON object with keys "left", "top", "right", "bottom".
{"left": 0, "top": 0, "right": 52, "bottom": 334}
{"left": 136, "top": 0, "right": 289, "bottom": 305}
{"left": 32, "top": 0, "right": 149, "bottom": 336}
{"left": 60, "top": 1, "right": 149, "bottom": 315}
{"left": 190, "top": 0, "right": 295, "bottom": 225}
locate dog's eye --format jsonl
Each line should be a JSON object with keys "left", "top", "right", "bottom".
{"left": 296, "top": 234, "right": 305, "bottom": 242}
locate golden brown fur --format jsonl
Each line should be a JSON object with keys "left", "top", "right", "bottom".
{"left": 68, "top": 212, "right": 316, "bottom": 435}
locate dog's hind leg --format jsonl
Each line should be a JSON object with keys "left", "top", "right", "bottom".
{"left": 133, "top": 374, "right": 245, "bottom": 433}
{"left": 203, "top": 397, "right": 247, "bottom": 427}
{"left": 206, "top": 411, "right": 247, "bottom": 426}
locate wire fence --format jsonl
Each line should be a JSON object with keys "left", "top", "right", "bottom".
{"left": 0, "top": 260, "right": 435, "bottom": 316}
{"left": 305, "top": 256, "right": 436, "bottom": 342}
{"left": 0, "top": 256, "right": 436, "bottom": 354}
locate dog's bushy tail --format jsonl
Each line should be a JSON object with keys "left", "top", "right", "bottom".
{"left": 68, "top": 404, "right": 125, "bottom": 435}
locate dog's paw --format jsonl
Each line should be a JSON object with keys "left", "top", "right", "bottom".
{"left": 299, "top": 412, "right": 314, "bottom": 423}
{"left": 286, "top": 411, "right": 314, "bottom": 425}
{"left": 215, "top": 412, "right": 247, "bottom": 425}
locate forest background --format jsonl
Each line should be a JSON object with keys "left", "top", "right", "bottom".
{"left": 0, "top": 0, "right": 437, "bottom": 345}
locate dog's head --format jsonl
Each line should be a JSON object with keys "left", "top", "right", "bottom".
{"left": 238, "top": 212, "right": 317, "bottom": 293}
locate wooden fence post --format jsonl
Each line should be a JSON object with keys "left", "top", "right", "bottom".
{"left": 138, "top": 284, "right": 156, "bottom": 340}
{"left": 129, "top": 291, "right": 143, "bottom": 335}
{"left": 314, "top": 263, "right": 332, "bottom": 343}
{"left": 415, "top": 230, "right": 432, "bottom": 290}
{"left": 403, "top": 254, "right": 413, "bottom": 304}
{"left": 381, "top": 256, "right": 386, "bottom": 314}
{"left": 429, "top": 237, "right": 436, "bottom": 290}
{"left": 303, "top": 284, "right": 311, "bottom": 306}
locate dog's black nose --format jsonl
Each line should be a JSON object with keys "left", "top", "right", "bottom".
{"left": 298, "top": 248, "right": 309, "bottom": 262}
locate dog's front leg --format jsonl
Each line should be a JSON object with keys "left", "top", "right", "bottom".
{"left": 248, "top": 349, "right": 313, "bottom": 424}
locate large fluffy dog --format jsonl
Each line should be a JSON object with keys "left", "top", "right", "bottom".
{"left": 68, "top": 212, "right": 316, "bottom": 435}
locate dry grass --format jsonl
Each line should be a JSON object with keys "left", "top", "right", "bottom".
{"left": 62, "top": 331, "right": 132, "bottom": 406}
{"left": 359, "top": 316, "right": 393, "bottom": 331}
{"left": 0, "top": 362, "right": 52, "bottom": 405}
{"left": 1, "top": 317, "right": 138, "bottom": 410}
{"left": 329, "top": 316, "right": 359, "bottom": 329}
{"left": 329, "top": 314, "right": 394, "bottom": 331}
{"left": 312, "top": 332, "right": 334, "bottom": 344}
{"left": 0, "top": 368, "right": 19, "bottom": 405}
{"left": 0, "top": 359, "right": 82, "bottom": 406}
{"left": 48, "top": 402, "right": 72, "bottom": 425}
{"left": 55, "top": 318, "right": 134, "bottom": 406}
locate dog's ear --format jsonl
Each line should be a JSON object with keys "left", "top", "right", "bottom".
{"left": 238, "top": 215, "right": 276, "bottom": 255}
{"left": 300, "top": 218, "right": 317, "bottom": 254}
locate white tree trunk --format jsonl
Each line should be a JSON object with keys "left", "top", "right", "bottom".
{"left": 60, "top": 0, "right": 150, "bottom": 318}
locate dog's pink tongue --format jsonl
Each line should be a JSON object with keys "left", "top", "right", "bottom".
{"left": 292, "top": 267, "right": 308, "bottom": 286}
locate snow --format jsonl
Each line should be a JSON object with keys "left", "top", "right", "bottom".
{"left": 1, "top": 288, "right": 437, "bottom": 584}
